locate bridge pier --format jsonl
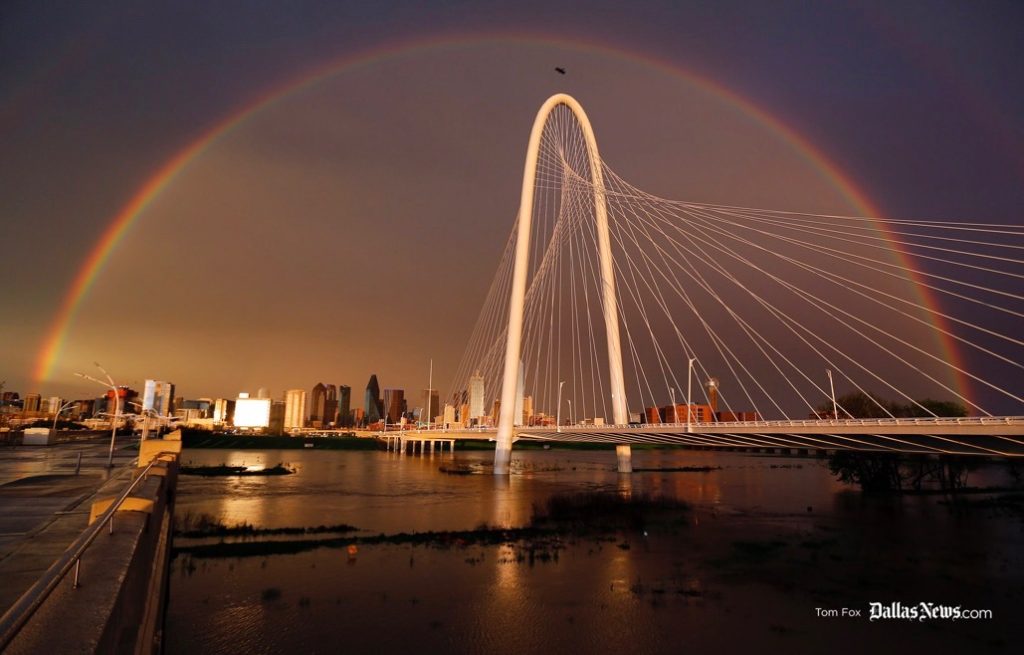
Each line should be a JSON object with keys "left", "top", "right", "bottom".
{"left": 616, "top": 445, "right": 632, "bottom": 473}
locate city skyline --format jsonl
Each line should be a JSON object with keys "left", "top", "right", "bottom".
{"left": 1, "top": 2, "right": 1021, "bottom": 412}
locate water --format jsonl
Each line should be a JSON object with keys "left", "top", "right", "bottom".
{"left": 166, "top": 448, "right": 1021, "bottom": 654}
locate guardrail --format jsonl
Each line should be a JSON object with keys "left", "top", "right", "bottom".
{"left": 0, "top": 457, "right": 161, "bottom": 650}
{"left": 393, "top": 416, "right": 1024, "bottom": 435}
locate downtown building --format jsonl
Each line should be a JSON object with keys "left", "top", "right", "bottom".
{"left": 284, "top": 389, "right": 306, "bottom": 430}
{"left": 383, "top": 388, "right": 404, "bottom": 424}
{"left": 364, "top": 375, "right": 382, "bottom": 425}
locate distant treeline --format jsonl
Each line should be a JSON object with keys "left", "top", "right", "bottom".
{"left": 817, "top": 391, "right": 967, "bottom": 419}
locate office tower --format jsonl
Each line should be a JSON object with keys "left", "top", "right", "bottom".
{"left": 105, "top": 387, "right": 138, "bottom": 413}
{"left": 233, "top": 392, "right": 271, "bottom": 429}
{"left": 23, "top": 394, "right": 41, "bottom": 413}
{"left": 338, "top": 385, "right": 352, "bottom": 427}
{"left": 422, "top": 388, "right": 440, "bottom": 424}
{"left": 213, "top": 398, "right": 235, "bottom": 424}
{"left": 284, "top": 389, "right": 306, "bottom": 430}
{"left": 269, "top": 400, "right": 286, "bottom": 436}
{"left": 383, "top": 388, "right": 405, "bottom": 424}
{"left": 523, "top": 395, "right": 534, "bottom": 425}
{"left": 324, "top": 384, "right": 338, "bottom": 426}
{"left": 46, "top": 396, "right": 62, "bottom": 415}
{"left": 364, "top": 375, "right": 382, "bottom": 424}
{"left": 309, "top": 383, "right": 327, "bottom": 425}
{"left": 143, "top": 380, "right": 176, "bottom": 417}
{"left": 443, "top": 403, "right": 456, "bottom": 427}
{"left": 468, "top": 371, "right": 484, "bottom": 420}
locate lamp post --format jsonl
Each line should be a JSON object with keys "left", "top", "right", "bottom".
{"left": 826, "top": 369, "right": 838, "bottom": 420}
{"left": 75, "top": 362, "right": 119, "bottom": 468}
{"left": 567, "top": 399, "right": 574, "bottom": 427}
{"left": 670, "top": 387, "right": 677, "bottom": 425}
{"left": 686, "top": 357, "right": 697, "bottom": 432}
{"left": 51, "top": 400, "right": 77, "bottom": 433}
{"left": 556, "top": 380, "right": 565, "bottom": 432}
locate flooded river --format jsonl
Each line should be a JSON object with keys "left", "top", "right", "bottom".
{"left": 165, "top": 447, "right": 1021, "bottom": 654}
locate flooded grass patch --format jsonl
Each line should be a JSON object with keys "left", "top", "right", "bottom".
{"left": 632, "top": 466, "right": 721, "bottom": 473}
{"left": 180, "top": 463, "right": 294, "bottom": 476}
{"left": 531, "top": 491, "right": 689, "bottom": 531}
{"left": 175, "top": 512, "right": 357, "bottom": 538}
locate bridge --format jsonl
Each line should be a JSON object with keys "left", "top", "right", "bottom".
{"left": 416, "top": 94, "right": 1024, "bottom": 473}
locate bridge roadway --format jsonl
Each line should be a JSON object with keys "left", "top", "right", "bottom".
{"left": 383, "top": 416, "right": 1024, "bottom": 457}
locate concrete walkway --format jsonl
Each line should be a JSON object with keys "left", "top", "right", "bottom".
{"left": 0, "top": 440, "right": 137, "bottom": 617}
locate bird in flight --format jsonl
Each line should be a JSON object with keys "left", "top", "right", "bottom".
{"left": 555, "top": 67, "right": 566, "bottom": 75}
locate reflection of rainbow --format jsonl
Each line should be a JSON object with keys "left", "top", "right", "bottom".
{"left": 33, "top": 34, "right": 970, "bottom": 406}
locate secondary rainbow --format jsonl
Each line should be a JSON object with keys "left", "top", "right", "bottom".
{"left": 32, "top": 33, "right": 972, "bottom": 407}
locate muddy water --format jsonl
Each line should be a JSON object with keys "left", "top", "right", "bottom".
{"left": 165, "top": 448, "right": 1021, "bottom": 654}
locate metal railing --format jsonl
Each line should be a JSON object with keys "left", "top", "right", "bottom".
{"left": 394, "top": 416, "right": 1024, "bottom": 435}
{"left": 0, "top": 457, "right": 161, "bottom": 650}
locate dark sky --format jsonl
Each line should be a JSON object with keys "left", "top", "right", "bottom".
{"left": 1, "top": 1, "right": 1021, "bottom": 410}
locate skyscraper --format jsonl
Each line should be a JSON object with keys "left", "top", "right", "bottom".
{"left": 468, "top": 371, "right": 484, "bottom": 421}
{"left": 383, "top": 388, "right": 405, "bottom": 423}
{"left": 309, "top": 383, "right": 327, "bottom": 426}
{"left": 23, "top": 394, "right": 41, "bottom": 413}
{"left": 324, "top": 384, "right": 338, "bottom": 426}
{"left": 523, "top": 395, "right": 534, "bottom": 425}
{"left": 338, "top": 385, "right": 352, "bottom": 427}
{"left": 284, "top": 389, "right": 306, "bottom": 430}
{"left": 143, "top": 380, "right": 175, "bottom": 416}
{"left": 364, "top": 375, "right": 382, "bottom": 424}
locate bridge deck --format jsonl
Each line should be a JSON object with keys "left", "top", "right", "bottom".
{"left": 383, "top": 416, "right": 1024, "bottom": 457}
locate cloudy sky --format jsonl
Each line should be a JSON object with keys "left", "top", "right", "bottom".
{"left": 1, "top": 1, "right": 1021, "bottom": 410}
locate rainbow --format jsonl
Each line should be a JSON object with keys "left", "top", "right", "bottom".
{"left": 32, "top": 33, "right": 972, "bottom": 406}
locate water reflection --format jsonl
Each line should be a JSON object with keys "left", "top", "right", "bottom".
{"left": 167, "top": 448, "right": 1020, "bottom": 654}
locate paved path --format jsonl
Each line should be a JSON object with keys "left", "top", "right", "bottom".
{"left": 0, "top": 440, "right": 137, "bottom": 616}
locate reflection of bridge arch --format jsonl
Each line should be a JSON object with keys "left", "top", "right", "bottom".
{"left": 494, "top": 94, "right": 630, "bottom": 475}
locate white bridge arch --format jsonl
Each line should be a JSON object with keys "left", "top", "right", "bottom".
{"left": 493, "top": 94, "right": 631, "bottom": 475}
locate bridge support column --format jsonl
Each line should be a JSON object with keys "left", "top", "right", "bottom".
{"left": 616, "top": 445, "right": 632, "bottom": 473}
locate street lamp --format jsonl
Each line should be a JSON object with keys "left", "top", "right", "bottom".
{"left": 75, "top": 362, "right": 119, "bottom": 468}
{"left": 51, "top": 400, "right": 77, "bottom": 433}
{"left": 686, "top": 357, "right": 697, "bottom": 432}
{"left": 567, "top": 399, "right": 574, "bottom": 427}
{"left": 670, "top": 387, "right": 677, "bottom": 425}
{"left": 556, "top": 381, "right": 565, "bottom": 432}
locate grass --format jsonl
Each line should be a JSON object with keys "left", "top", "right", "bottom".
{"left": 181, "top": 431, "right": 378, "bottom": 450}
{"left": 172, "top": 491, "right": 690, "bottom": 560}
{"left": 175, "top": 512, "right": 357, "bottom": 538}
{"left": 631, "top": 466, "right": 721, "bottom": 473}
{"left": 179, "top": 463, "right": 294, "bottom": 476}
{"left": 531, "top": 491, "right": 689, "bottom": 529}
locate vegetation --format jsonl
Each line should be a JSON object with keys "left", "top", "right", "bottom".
{"left": 820, "top": 392, "right": 981, "bottom": 492}
{"left": 632, "top": 466, "right": 720, "bottom": 473}
{"left": 172, "top": 491, "right": 689, "bottom": 560}
{"left": 179, "top": 463, "right": 294, "bottom": 476}
{"left": 180, "top": 430, "right": 377, "bottom": 450}
{"left": 816, "top": 391, "right": 968, "bottom": 419}
{"left": 827, "top": 452, "right": 979, "bottom": 493}
{"left": 531, "top": 491, "right": 688, "bottom": 531}
{"left": 175, "top": 512, "right": 356, "bottom": 538}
